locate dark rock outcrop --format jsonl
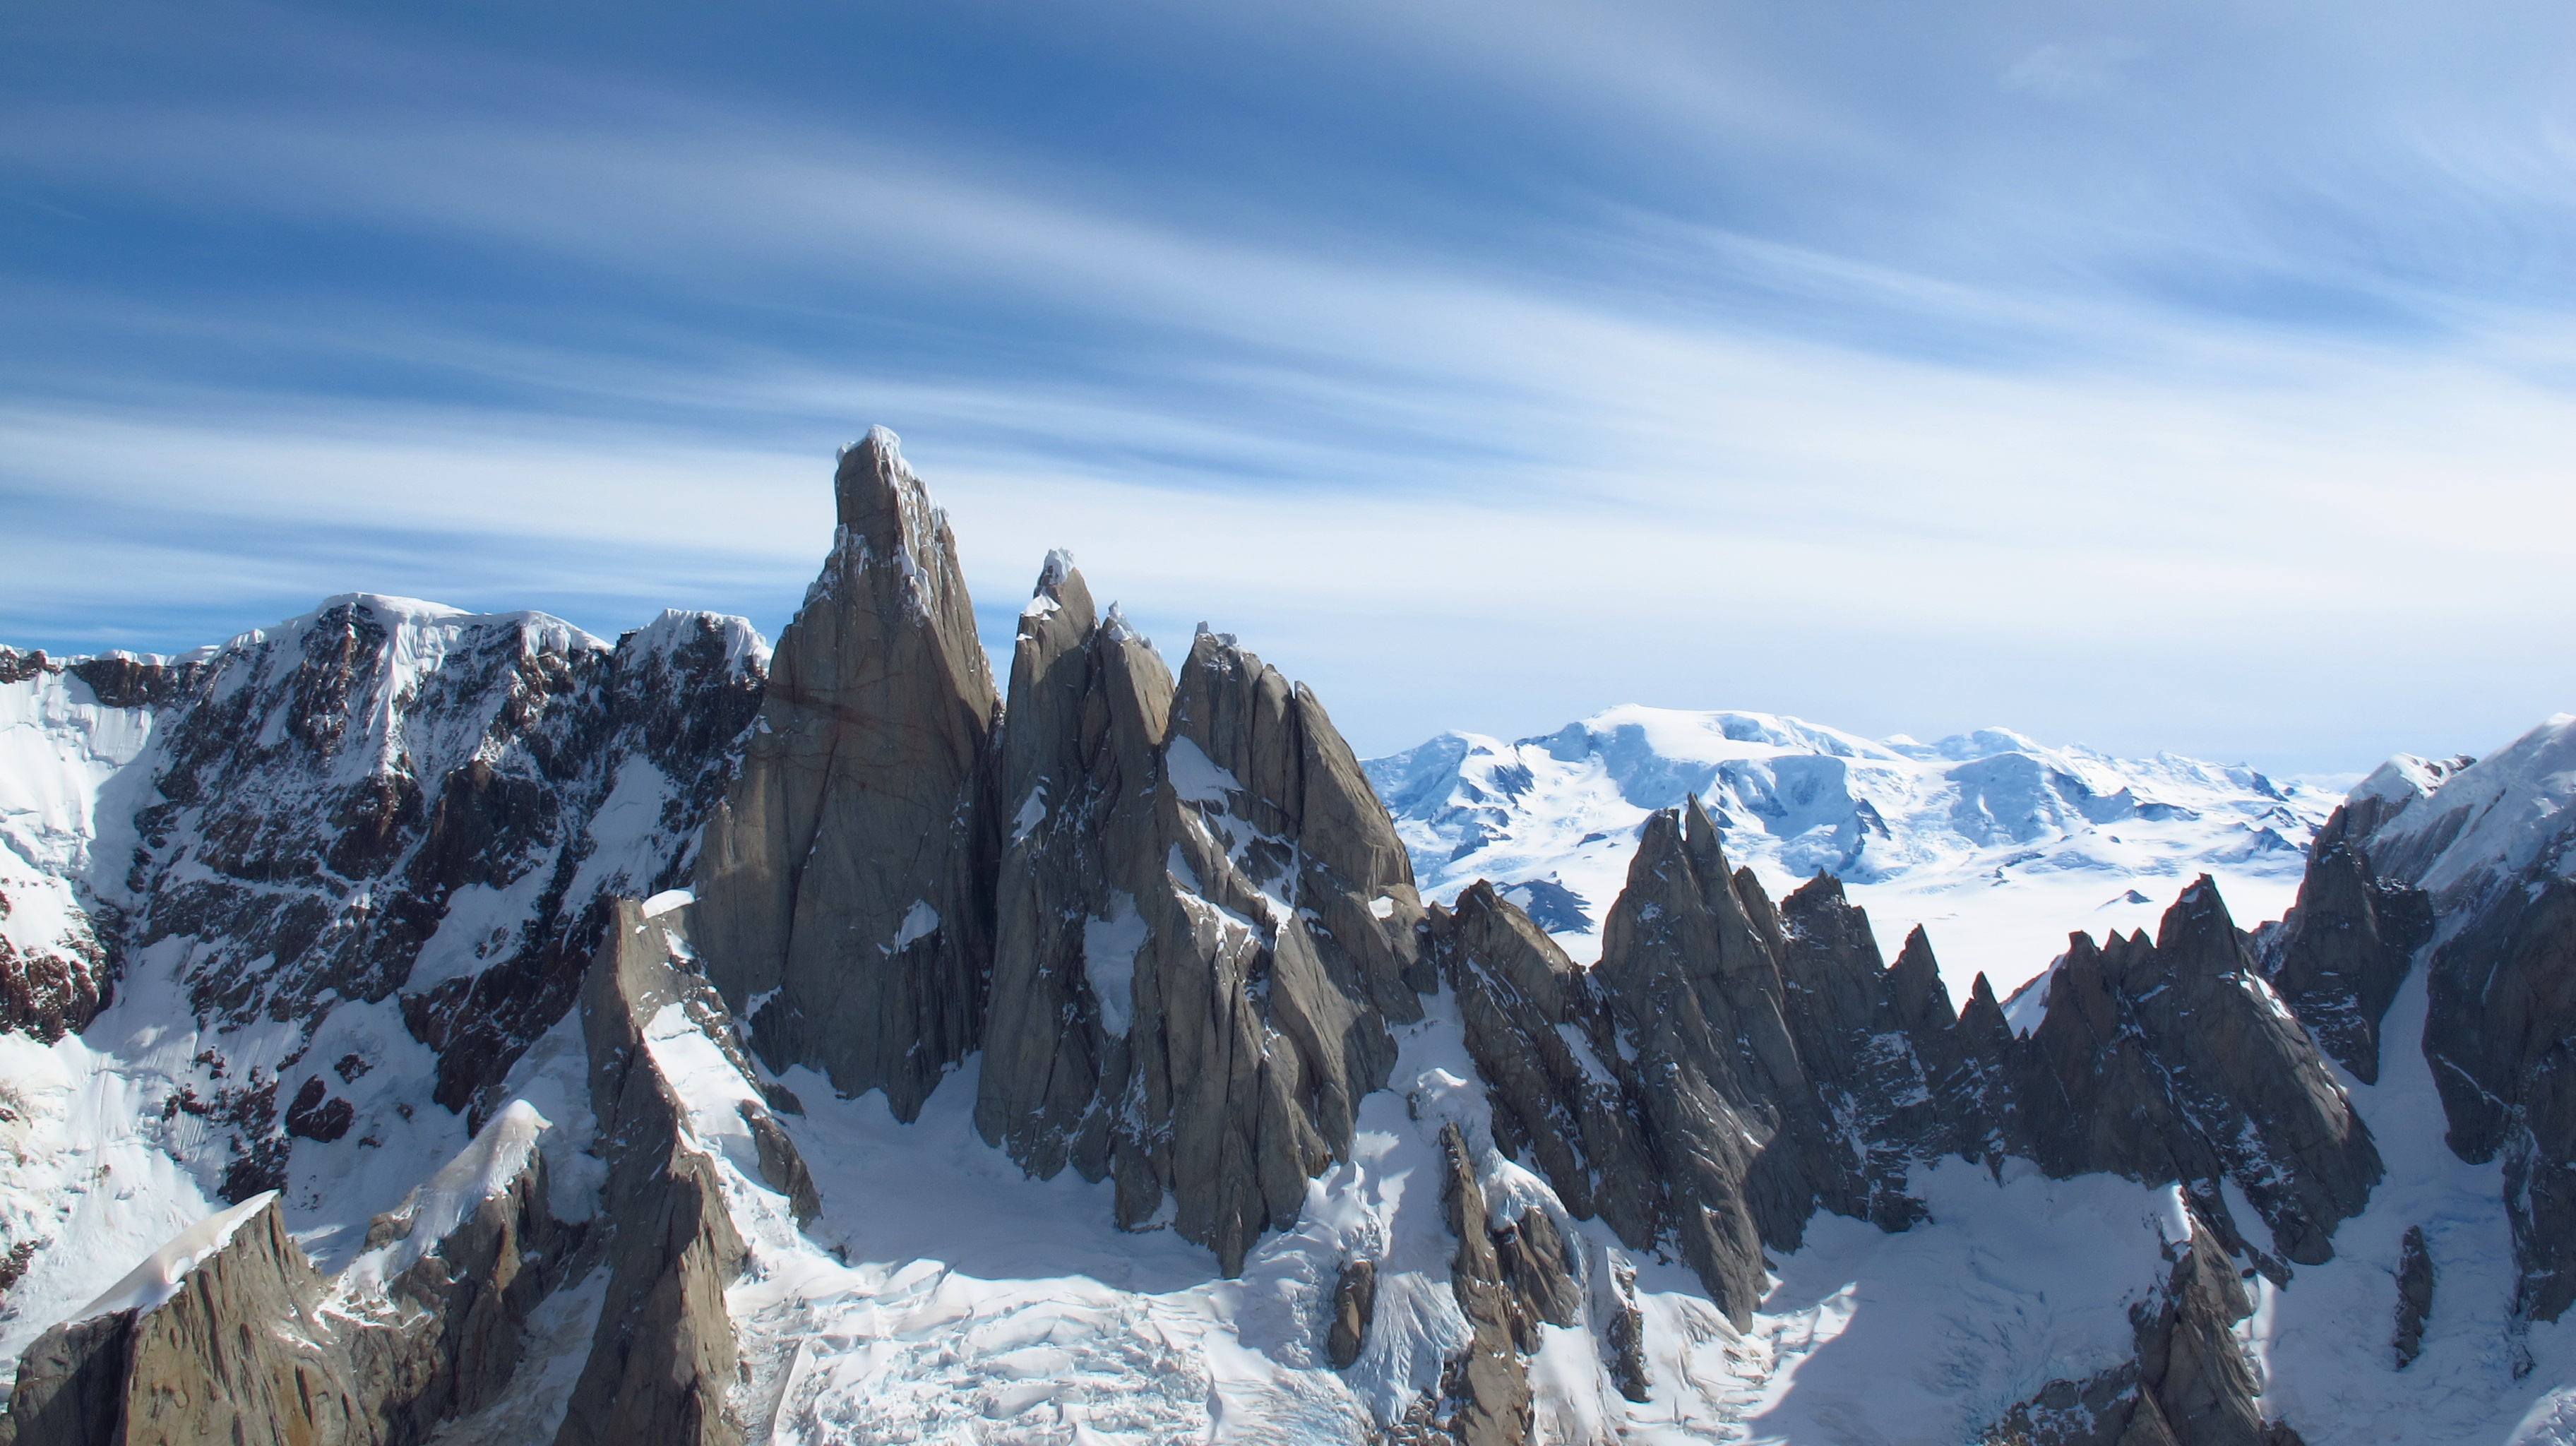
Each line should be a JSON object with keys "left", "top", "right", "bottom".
{"left": 2420, "top": 873, "right": 2576, "bottom": 1324}
{"left": 2, "top": 1106, "right": 584, "bottom": 1446}
{"left": 2016, "top": 878, "right": 2381, "bottom": 1267}
{"left": 2393, "top": 1224, "right": 2434, "bottom": 1368}
{"left": 37, "top": 599, "right": 768, "bottom": 1207}
{"left": 2351, "top": 726, "right": 2576, "bottom": 1330}
{"left": 1436, "top": 1123, "right": 1533, "bottom": 1446}
{"left": 1436, "top": 799, "right": 2377, "bottom": 1324}
{"left": 970, "top": 554, "right": 1429, "bottom": 1272}
{"left": 1985, "top": 1224, "right": 2305, "bottom": 1446}
{"left": 1327, "top": 1257, "right": 1377, "bottom": 1370}
{"left": 693, "top": 428, "right": 1001, "bottom": 1122}
{"left": 2260, "top": 806, "right": 2432, "bottom": 1084}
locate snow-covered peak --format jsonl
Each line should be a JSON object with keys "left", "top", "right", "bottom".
{"left": 617, "top": 607, "right": 772, "bottom": 675}
{"left": 1366, "top": 703, "right": 2337, "bottom": 998}
{"left": 2364, "top": 714, "right": 2576, "bottom": 900}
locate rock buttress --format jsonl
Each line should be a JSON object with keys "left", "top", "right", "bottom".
{"left": 557, "top": 900, "right": 755, "bottom": 1446}
{"left": 973, "top": 565, "right": 1427, "bottom": 1273}
{"left": 2260, "top": 804, "right": 2432, "bottom": 1084}
{"left": 692, "top": 427, "right": 1001, "bottom": 1121}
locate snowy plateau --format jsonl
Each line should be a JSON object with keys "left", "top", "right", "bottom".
{"left": 0, "top": 428, "right": 2571, "bottom": 1446}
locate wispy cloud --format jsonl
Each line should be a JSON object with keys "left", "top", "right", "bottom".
{"left": 1, "top": 0, "right": 2570, "bottom": 768}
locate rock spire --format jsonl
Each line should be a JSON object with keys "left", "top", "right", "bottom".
{"left": 691, "top": 427, "right": 1003, "bottom": 1120}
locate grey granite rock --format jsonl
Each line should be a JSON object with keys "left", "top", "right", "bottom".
{"left": 2, "top": 1199, "right": 374, "bottom": 1446}
{"left": 1327, "top": 1257, "right": 1378, "bottom": 1370}
{"left": 2418, "top": 873, "right": 2576, "bottom": 1324}
{"left": 2015, "top": 879, "right": 2380, "bottom": 1268}
{"left": 972, "top": 569, "right": 1428, "bottom": 1274}
{"left": 693, "top": 427, "right": 1001, "bottom": 1122}
{"left": 556, "top": 899, "right": 758, "bottom": 1446}
{"left": 1436, "top": 1122, "right": 1534, "bottom": 1446}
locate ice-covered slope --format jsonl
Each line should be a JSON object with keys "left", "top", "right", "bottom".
{"left": 1368, "top": 705, "right": 2337, "bottom": 996}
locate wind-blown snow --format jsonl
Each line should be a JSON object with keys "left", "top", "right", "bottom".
{"left": 338, "top": 1101, "right": 550, "bottom": 1298}
{"left": 0, "top": 660, "right": 157, "bottom": 1008}
{"left": 76, "top": 1190, "right": 278, "bottom": 1319}
{"left": 1368, "top": 705, "right": 2334, "bottom": 999}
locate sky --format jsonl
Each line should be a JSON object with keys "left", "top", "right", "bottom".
{"left": 4, "top": 1, "right": 2572, "bottom": 772}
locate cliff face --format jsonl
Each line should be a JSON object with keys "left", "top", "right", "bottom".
{"left": 1431, "top": 794, "right": 2378, "bottom": 1336}
{"left": 691, "top": 427, "right": 1001, "bottom": 1122}
{"left": 972, "top": 552, "right": 1428, "bottom": 1272}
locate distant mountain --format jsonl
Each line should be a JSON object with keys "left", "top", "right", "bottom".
{"left": 2, "top": 431, "right": 2571, "bottom": 1446}
{"left": 1368, "top": 705, "right": 2337, "bottom": 997}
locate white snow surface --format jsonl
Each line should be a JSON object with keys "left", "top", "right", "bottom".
{"left": 0, "top": 659, "right": 157, "bottom": 1005}
{"left": 586, "top": 916, "right": 2205, "bottom": 1444}
{"left": 2367, "top": 715, "right": 2576, "bottom": 900}
{"left": 76, "top": 1189, "right": 278, "bottom": 1319}
{"left": 1368, "top": 705, "right": 2337, "bottom": 1000}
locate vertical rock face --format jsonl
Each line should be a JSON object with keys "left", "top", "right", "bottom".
{"left": 560, "top": 900, "right": 756, "bottom": 1446}
{"left": 2419, "top": 875, "right": 2576, "bottom": 1322}
{"left": 2348, "top": 719, "right": 2576, "bottom": 1329}
{"left": 1436, "top": 799, "right": 2378, "bottom": 1329}
{"left": 975, "top": 556, "right": 1169, "bottom": 1181}
{"left": 1455, "top": 796, "right": 1999, "bottom": 1326}
{"left": 693, "top": 428, "right": 1001, "bottom": 1121}
{"left": 970, "top": 554, "right": 1429, "bottom": 1273}
{"left": 2016, "top": 879, "right": 2381, "bottom": 1268}
{"left": 1435, "top": 1123, "right": 1534, "bottom": 1446}
{"left": 2260, "top": 806, "right": 2432, "bottom": 1084}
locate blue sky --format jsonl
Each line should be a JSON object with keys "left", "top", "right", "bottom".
{"left": 5, "top": 1, "right": 2572, "bottom": 770}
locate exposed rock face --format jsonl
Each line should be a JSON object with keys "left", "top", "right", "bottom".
{"left": 2014, "top": 879, "right": 2381, "bottom": 1268}
{"left": 975, "top": 556, "right": 1171, "bottom": 1181}
{"left": 1436, "top": 799, "right": 2377, "bottom": 1325}
{"left": 1436, "top": 1123, "right": 1534, "bottom": 1446}
{"left": 1985, "top": 1224, "right": 2303, "bottom": 1446}
{"left": 559, "top": 898, "right": 762, "bottom": 1446}
{"left": 0, "top": 1106, "right": 583, "bottom": 1446}
{"left": 36, "top": 601, "right": 768, "bottom": 1203}
{"left": 2393, "top": 1224, "right": 2435, "bottom": 1368}
{"left": 341, "top": 1106, "right": 579, "bottom": 1443}
{"left": 693, "top": 428, "right": 1001, "bottom": 1121}
{"left": 970, "top": 555, "right": 1428, "bottom": 1272}
{"left": 2260, "top": 806, "right": 2432, "bottom": 1084}
{"left": 1327, "top": 1257, "right": 1377, "bottom": 1370}
{"left": 2, "top": 1197, "right": 370, "bottom": 1446}
{"left": 1435, "top": 800, "right": 2000, "bottom": 1325}
{"left": 2421, "top": 875, "right": 2576, "bottom": 1325}
{"left": 2350, "top": 722, "right": 2576, "bottom": 1328}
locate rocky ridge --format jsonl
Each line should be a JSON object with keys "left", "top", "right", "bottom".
{"left": 4, "top": 434, "right": 2574, "bottom": 1444}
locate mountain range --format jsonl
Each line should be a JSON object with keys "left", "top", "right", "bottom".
{"left": 0, "top": 428, "right": 2570, "bottom": 1445}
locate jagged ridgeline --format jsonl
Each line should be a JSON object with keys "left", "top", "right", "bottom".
{"left": 691, "top": 428, "right": 1431, "bottom": 1272}
{"left": 11, "top": 424, "right": 2576, "bottom": 1446}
